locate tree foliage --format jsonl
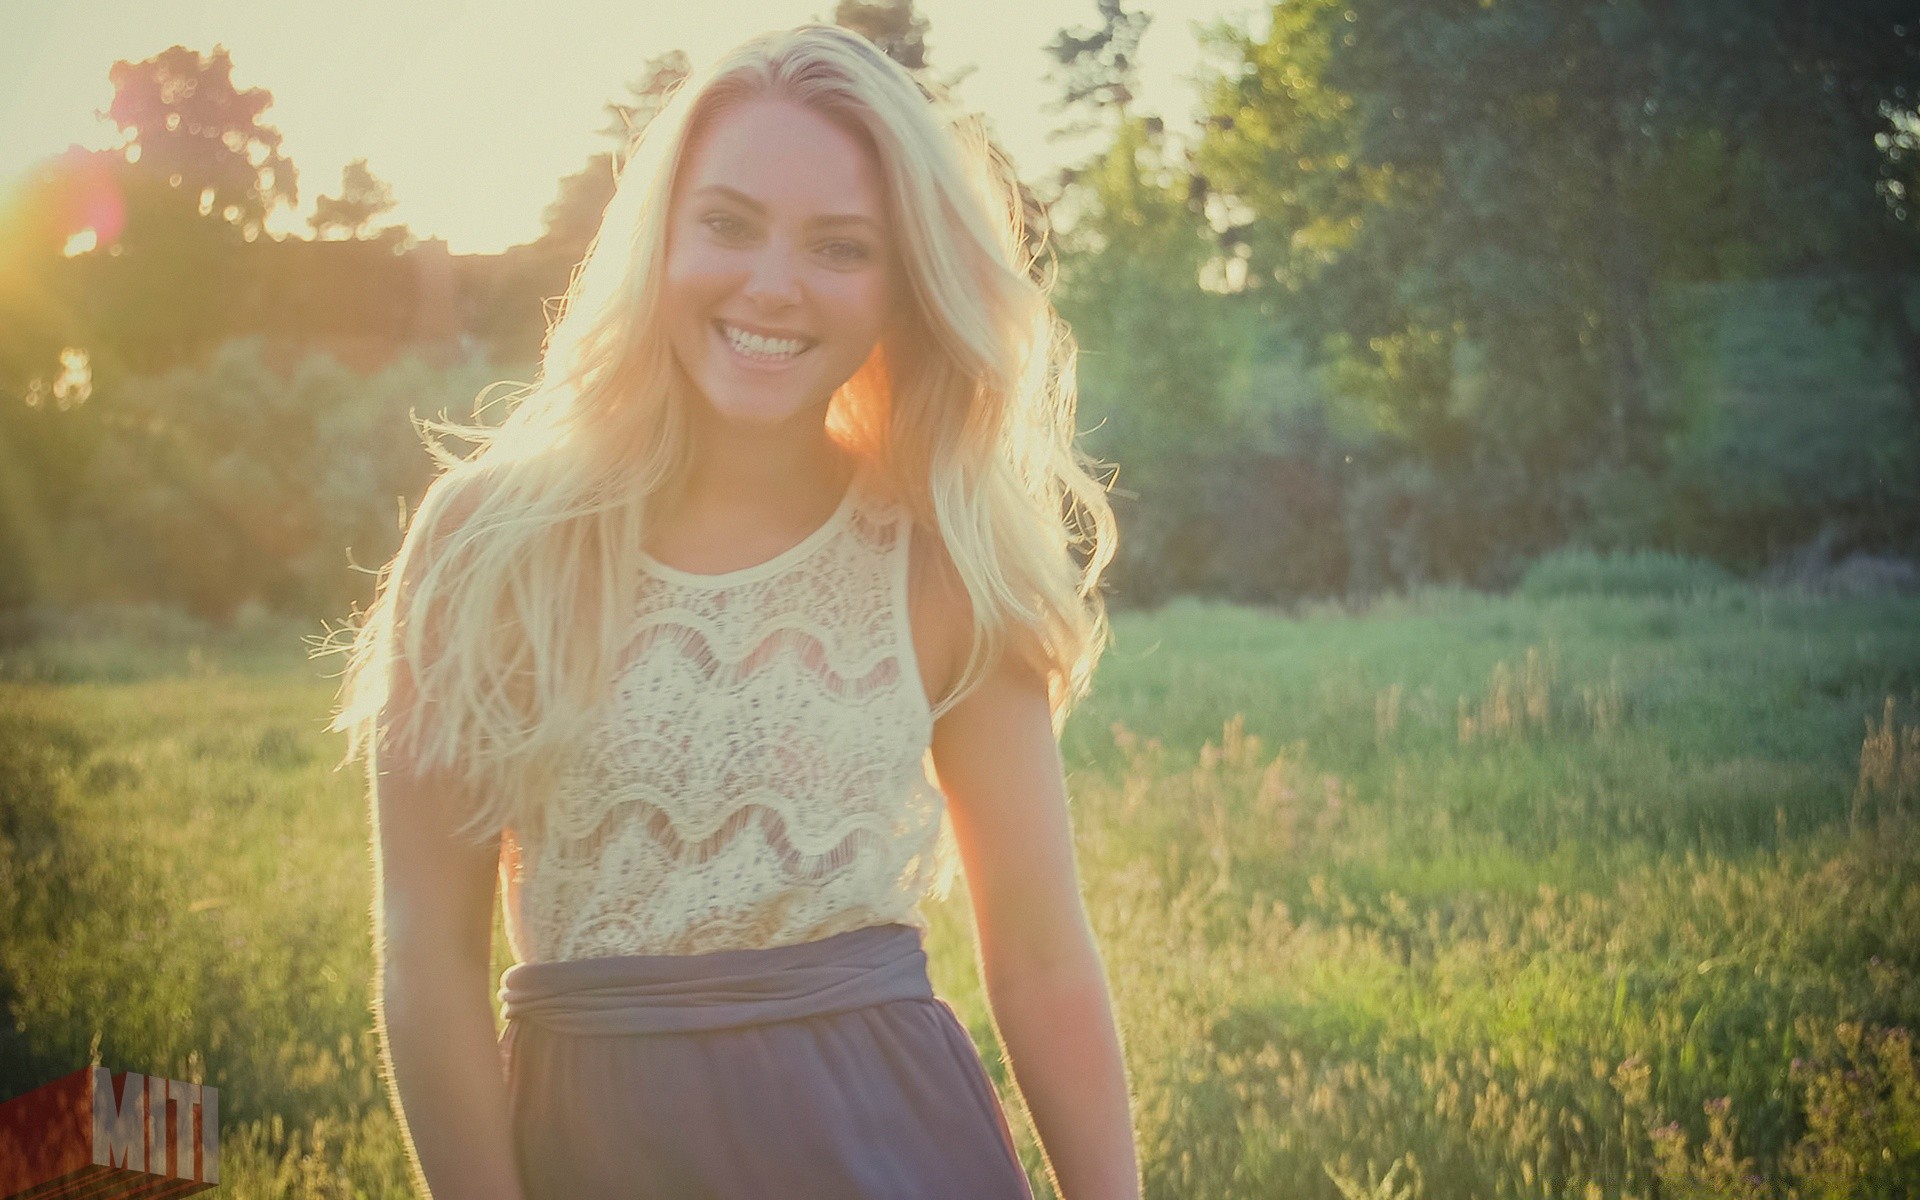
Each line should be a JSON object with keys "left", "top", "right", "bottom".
{"left": 1042, "top": 1, "right": 1280, "bottom": 598}
{"left": 1190, "top": 0, "right": 1920, "bottom": 585}
{"left": 1049, "top": 0, "right": 1225, "bottom": 441}
{"left": 598, "top": 50, "right": 693, "bottom": 172}
{"left": 308, "top": 159, "right": 398, "bottom": 241}
{"left": 834, "top": 0, "right": 931, "bottom": 71}
{"left": 55, "top": 339, "right": 499, "bottom": 619}
{"left": 102, "top": 44, "right": 297, "bottom": 241}
{"left": 1044, "top": 0, "right": 1152, "bottom": 137}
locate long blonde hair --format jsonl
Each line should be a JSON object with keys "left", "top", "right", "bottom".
{"left": 321, "top": 24, "right": 1116, "bottom": 845}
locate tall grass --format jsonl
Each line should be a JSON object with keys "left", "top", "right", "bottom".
{"left": 2, "top": 582, "right": 1917, "bottom": 1196}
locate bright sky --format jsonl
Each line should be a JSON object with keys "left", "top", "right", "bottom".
{"left": 0, "top": 0, "right": 1261, "bottom": 255}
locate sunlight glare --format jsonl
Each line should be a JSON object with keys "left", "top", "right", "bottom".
{"left": 53, "top": 347, "right": 93, "bottom": 409}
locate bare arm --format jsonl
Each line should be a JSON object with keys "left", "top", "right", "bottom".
{"left": 373, "top": 754, "right": 525, "bottom": 1200}
{"left": 369, "top": 474, "right": 528, "bottom": 1200}
{"left": 930, "top": 643, "right": 1142, "bottom": 1200}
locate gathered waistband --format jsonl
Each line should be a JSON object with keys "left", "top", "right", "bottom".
{"left": 498, "top": 923, "right": 933, "bottom": 1038}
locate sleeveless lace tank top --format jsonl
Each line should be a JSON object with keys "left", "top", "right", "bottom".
{"left": 497, "top": 463, "right": 957, "bottom": 962}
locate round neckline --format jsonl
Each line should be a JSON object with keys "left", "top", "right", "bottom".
{"left": 636, "top": 463, "right": 865, "bottom": 588}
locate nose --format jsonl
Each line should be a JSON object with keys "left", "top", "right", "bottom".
{"left": 741, "top": 240, "right": 802, "bottom": 308}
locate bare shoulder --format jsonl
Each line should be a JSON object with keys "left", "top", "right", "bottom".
{"left": 904, "top": 520, "right": 1051, "bottom": 717}
{"left": 906, "top": 520, "right": 972, "bottom": 713}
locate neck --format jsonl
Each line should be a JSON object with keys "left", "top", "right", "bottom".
{"left": 665, "top": 397, "right": 856, "bottom": 521}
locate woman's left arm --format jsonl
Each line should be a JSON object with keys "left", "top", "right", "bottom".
{"left": 931, "top": 648, "right": 1142, "bottom": 1200}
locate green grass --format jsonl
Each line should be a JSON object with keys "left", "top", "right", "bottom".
{"left": 3, "top": 583, "right": 1919, "bottom": 1198}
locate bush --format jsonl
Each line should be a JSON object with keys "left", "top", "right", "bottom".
{"left": 1516, "top": 546, "right": 1740, "bottom": 599}
{"left": 34, "top": 338, "right": 509, "bottom": 621}
{"left": 0, "top": 602, "right": 312, "bottom": 684}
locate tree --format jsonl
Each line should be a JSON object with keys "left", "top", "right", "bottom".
{"left": 0, "top": 40, "right": 311, "bottom": 605}
{"left": 598, "top": 50, "right": 692, "bottom": 171}
{"left": 42, "top": 45, "right": 305, "bottom": 383}
{"left": 308, "top": 159, "right": 397, "bottom": 240}
{"left": 1040, "top": 1, "right": 1277, "bottom": 597}
{"left": 102, "top": 44, "right": 297, "bottom": 242}
{"left": 0, "top": 149, "right": 105, "bottom": 400}
{"left": 0, "top": 154, "right": 100, "bottom": 607}
{"left": 1054, "top": 119, "right": 1238, "bottom": 453}
{"left": 834, "top": 0, "right": 980, "bottom": 98}
{"left": 1047, "top": 0, "right": 1235, "bottom": 451}
{"left": 1191, "top": 0, "right": 1783, "bottom": 575}
{"left": 1200, "top": 1, "right": 1616, "bottom": 470}
{"left": 1043, "top": 0, "right": 1152, "bottom": 139}
{"left": 1739, "top": 2, "right": 1920, "bottom": 435}
{"left": 1190, "top": 0, "right": 1919, "bottom": 589}
{"left": 834, "top": 0, "right": 930, "bottom": 71}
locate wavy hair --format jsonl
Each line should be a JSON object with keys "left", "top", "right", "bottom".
{"left": 320, "top": 24, "right": 1116, "bottom": 851}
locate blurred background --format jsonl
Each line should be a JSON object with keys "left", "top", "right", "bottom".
{"left": 3, "top": 3, "right": 1919, "bottom": 1198}
{"left": 4, "top": 0, "right": 1913, "bottom": 625}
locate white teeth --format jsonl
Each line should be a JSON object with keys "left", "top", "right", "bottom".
{"left": 721, "top": 323, "right": 808, "bottom": 359}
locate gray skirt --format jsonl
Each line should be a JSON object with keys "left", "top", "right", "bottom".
{"left": 499, "top": 922, "right": 1035, "bottom": 1199}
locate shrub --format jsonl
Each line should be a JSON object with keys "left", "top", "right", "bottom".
{"left": 1516, "top": 546, "right": 1740, "bottom": 600}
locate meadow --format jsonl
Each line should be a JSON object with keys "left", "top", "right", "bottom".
{"left": 2, "top": 570, "right": 1918, "bottom": 1198}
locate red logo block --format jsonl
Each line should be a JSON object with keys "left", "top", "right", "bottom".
{"left": 0, "top": 1068, "right": 217, "bottom": 1197}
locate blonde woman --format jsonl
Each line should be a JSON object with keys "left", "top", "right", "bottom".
{"left": 327, "top": 24, "right": 1138, "bottom": 1200}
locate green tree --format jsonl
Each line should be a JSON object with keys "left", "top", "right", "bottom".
{"left": 1055, "top": 117, "right": 1234, "bottom": 455}
{"left": 1732, "top": 2, "right": 1920, "bottom": 435}
{"left": 1043, "top": 1, "right": 1269, "bottom": 597}
{"left": 1195, "top": 0, "right": 1920, "bottom": 581}
{"left": 1198, "top": 0, "right": 1669, "bottom": 477}
{"left": 0, "top": 170, "right": 95, "bottom": 605}
{"left": 1, "top": 44, "right": 308, "bottom": 608}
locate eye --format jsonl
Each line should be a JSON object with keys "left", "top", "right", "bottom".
{"left": 700, "top": 211, "right": 752, "bottom": 241}
{"left": 817, "top": 238, "right": 872, "bottom": 265}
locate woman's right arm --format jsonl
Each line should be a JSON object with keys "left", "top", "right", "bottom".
{"left": 370, "top": 474, "right": 529, "bottom": 1200}
{"left": 374, "top": 756, "right": 526, "bottom": 1200}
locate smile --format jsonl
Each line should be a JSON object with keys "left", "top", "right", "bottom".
{"left": 714, "top": 320, "right": 817, "bottom": 364}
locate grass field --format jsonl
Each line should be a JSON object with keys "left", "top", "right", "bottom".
{"left": 3, "top": 582, "right": 1918, "bottom": 1198}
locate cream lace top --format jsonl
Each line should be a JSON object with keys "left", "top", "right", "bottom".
{"left": 497, "top": 464, "right": 957, "bottom": 962}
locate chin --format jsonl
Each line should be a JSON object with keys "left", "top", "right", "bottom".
{"left": 703, "top": 388, "right": 829, "bottom": 429}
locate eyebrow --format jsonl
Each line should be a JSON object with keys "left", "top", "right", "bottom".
{"left": 689, "top": 184, "right": 884, "bottom": 231}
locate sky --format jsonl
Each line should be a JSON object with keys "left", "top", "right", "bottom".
{"left": 0, "top": 0, "right": 1263, "bottom": 256}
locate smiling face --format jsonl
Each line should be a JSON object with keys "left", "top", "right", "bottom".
{"left": 661, "top": 97, "right": 895, "bottom": 431}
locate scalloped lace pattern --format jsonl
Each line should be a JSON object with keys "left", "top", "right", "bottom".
{"left": 499, "top": 476, "right": 947, "bottom": 961}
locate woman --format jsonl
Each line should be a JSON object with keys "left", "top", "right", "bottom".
{"left": 327, "top": 24, "right": 1138, "bottom": 1200}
